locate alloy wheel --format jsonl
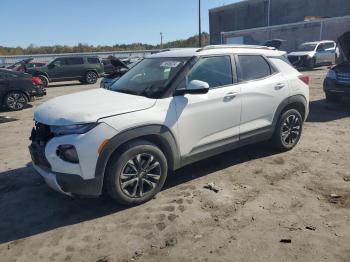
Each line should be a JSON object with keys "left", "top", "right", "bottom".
{"left": 281, "top": 114, "right": 301, "bottom": 146}
{"left": 6, "top": 93, "right": 27, "bottom": 110}
{"left": 86, "top": 72, "right": 97, "bottom": 84}
{"left": 119, "top": 153, "right": 161, "bottom": 198}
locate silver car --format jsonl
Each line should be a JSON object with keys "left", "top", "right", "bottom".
{"left": 288, "top": 40, "right": 337, "bottom": 69}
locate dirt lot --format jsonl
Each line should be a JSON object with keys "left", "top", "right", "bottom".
{"left": 0, "top": 68, "right": 350, "bottom": 262}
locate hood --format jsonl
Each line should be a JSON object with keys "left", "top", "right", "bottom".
{"left": 264, "top": 39, "right": 285, "bottom": 49}
{"left": 34, "top": 89, "right": 156, "bottom": 126}
{"left": 7, "top": 58, "right": 33, "bottom": 70}
{"left": 338, "top": 31, "right": 350, "bottom": 62}
{"left": 288, "top": 51, "right": 313, "bottom": 57}
{"left": 107, "top": 56, "right": 129, "bottom": 69}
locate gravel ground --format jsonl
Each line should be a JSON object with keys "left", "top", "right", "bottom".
{"left": 0, "top": 69, "right": 349, "bottom": 262}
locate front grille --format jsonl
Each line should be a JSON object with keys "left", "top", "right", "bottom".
{"left": 288, "top": 56, "right": 308, "bottom": 67}
{"left": 29, "top": 122, "right": 53, "bottom": 170}
{"left": 337, "top": 72, "right": 350, "bottom": 84}
{"left": 30, "top": 122, "right": 54, "bottom": 146}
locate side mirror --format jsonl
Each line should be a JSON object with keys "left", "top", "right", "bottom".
{"left": 48, "top": 63, "right": 55, "bottom": 69}
{"left": 175, "top": 80, "right": 209, "bottom": 95}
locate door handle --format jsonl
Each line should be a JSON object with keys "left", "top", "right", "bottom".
{"left": 275, "top": 83, "right": 285, "bottom": 90}
{"left": 224, "top": 92, "right": 238, "bottom": 98}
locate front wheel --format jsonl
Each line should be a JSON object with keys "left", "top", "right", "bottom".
{"left": 272, "top": 109, "right": 303, "bottom": 151}
{"left": 307, "top": 58, "right": 316, "bottom": 69}
{"left": 106, "top": 140, "right": 168, "bottom": 205}
{"left": 4, "top": 92, "right": 28, "bottom": 111}
{"left": 85, "top": 71, "right": 98, "bottom": 84}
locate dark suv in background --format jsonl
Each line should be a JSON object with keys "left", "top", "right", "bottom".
{"left": 27, "top": 56, "right": 104, "bottom": 87}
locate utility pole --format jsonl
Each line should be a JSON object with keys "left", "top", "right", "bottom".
{"left": 160, "top": 32, "right": 163, "bottom": 48}
{"left": 267, "top": 0, "right": 271, "bottom": 26}
{"left": 198, "top": 0, "right": 202, "bottom": 47}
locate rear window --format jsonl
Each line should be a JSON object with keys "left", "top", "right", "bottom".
{"left": 237, "top": 55, "right": 272, "bottom": 82}
{"left": 87, "top": 57, "right": 100, "bottom": 64}
{"left": 66, "top": 57, "right": 84, "bottom": 65}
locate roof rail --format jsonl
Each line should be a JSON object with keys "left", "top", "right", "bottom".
{"left": 197, "top": 45, "right": 275, "bottom": 52}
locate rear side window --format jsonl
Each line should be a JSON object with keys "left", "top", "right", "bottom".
{"left": 66, "top": 57, "right": 84, "bottom": 65}
{"left": 87, "top": 57, "right": 100, "bottom": 64}
{"left": 237, "top": 55, "right": 272, "bottom": 82}
{"left": 187, "top": 56, "right": 233, "bottom": 88}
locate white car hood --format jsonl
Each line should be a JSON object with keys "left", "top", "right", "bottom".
{"left": 34, "top": 89, "right": 156, "bottom": 126}
{"left": 288, "top": 51, "right": 313, "bottom": 57}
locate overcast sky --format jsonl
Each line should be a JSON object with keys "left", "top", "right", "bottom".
{"left": 0, "top": 0, "right": 238, "bottom": 47}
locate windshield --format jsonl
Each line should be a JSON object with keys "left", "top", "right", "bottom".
{"left": 297, "top": 43, "right": 317, "bottom": 52}
{"left": 110, "top": 57, "right": 190, "bottom": 98}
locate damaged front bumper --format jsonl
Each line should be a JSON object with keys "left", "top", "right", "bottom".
{"left": 30, "top": 163, "right": 72, "bottom": 196}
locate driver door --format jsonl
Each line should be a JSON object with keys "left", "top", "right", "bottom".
{"left": 173, "top": 55, "right": 241, "bottom": 158}
{"left": 48, "top": 58, "right": 67, "bottom": 80}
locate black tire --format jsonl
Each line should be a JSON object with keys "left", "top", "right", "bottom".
{"left": 307, "top": 58, "right": 316, "bottom": 69}
{"left": 272, "top": 109, "right": 303, "bottom": 151}
{"left": 106, "top": 140, "right": 168, "bottom": 205}
{"left": 4, "top": 91, "right": 28, "bottom": 111}
{"left": 325, "top": 92, "right": 342, "bottom": 103}
{"left": 85, "top": 71, "right": 98, "bottom": 84}
{"left": 39, "top": 75, "right": 49, "bottom": 87}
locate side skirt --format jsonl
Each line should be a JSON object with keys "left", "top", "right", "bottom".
{"left": 180, "top": 126, "right": 273, "bottom": 168}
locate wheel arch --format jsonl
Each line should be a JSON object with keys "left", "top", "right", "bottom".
{"left": 273, "top": 95, "right": 308, "bottom": 127}
{"left": 94, "top": 124, "right": 180, "bottom": 196}
{"left": 3, "top": 90, "right": 30, "bottom": 103}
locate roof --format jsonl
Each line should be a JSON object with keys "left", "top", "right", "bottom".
{"left": 148, "top": 45, "right": 284, "bottom": 58}
{"left": 302, "top": 40, "right": 336, "bottom": 45}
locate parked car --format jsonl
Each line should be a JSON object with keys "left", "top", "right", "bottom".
{"left": 323, "top": 31, "right": 350, "bottom": 102}
{"left": 0, "top": 69, "right": 46, "bottom": 111}
{"left": 100, "top": 57, "right": 135, "bottom": 90}
{"left": 288, "top": 40, "right": 337, "bottom": 69}
{"left": 27, "top": 61, "right": 47, "bottom": 69}
{"left": 7, "top": 58, "right": 33, "bottom": 72}
{"left": 29, "top": 45, "right": 309, "bottom": 205}
{"left": 263, "top": 39, "right": 286, "bottom": 50}
{"left": 27, "top": 56, "right": 104, "bottom": 87}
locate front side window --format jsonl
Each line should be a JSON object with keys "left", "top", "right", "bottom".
{"left": 111, "top": 57, "right": 189, "bottom": 98}
{"left": 51, "top": 58, "right": 66, "bottom": 67}
{"left": 237, "top": 55, "right": 272, "bottom": 82}
{"left": 187, "top": 56, "right": 233, "bottom": 88}
{"left": 298, "top": 44, "right": 317, "bottom": 52}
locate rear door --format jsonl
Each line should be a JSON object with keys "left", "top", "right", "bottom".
{"left": 64, "top": 57, "right": 85, "bottom": 78}
{"left": 236, "top": 54, "right": 290, "bottom": 136}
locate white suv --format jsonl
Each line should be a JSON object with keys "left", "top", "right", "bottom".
{"left": 29, "top": 45, "right": 309, "bottom": 205}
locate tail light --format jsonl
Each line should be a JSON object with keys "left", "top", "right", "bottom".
{"left": 298, "top": 75, "right": 309, "bottom": 85}
{"left": 32, "top": 76, "right": 42, "bottom": 86}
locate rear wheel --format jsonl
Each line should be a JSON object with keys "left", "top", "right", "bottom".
{"left": 308, "top": 58, "right": 316, "bottom": 69}
{"left": 106, "top": 140, "right": 168, "bottom": 205}
{"left": 4, "top": 92, "right": 28, "bottom": 111}
{"left": 326, "top": 92, "right": 342, "bottom": 103}
{"left": 85, "top": 71, "right": 98, "bottom": 84}
{"left": 272, "top": 109, "right": 303, "bottom": 151}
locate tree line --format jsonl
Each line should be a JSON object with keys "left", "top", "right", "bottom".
{"left": 0, "top": 33, "right": 209, "bottom": 56}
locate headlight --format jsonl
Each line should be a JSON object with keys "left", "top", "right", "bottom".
{"left": 326, "top": 70, "right": 337, "bottom": 80}
{"left": 50, "top": 123, "right": 98, "bottom": 136}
